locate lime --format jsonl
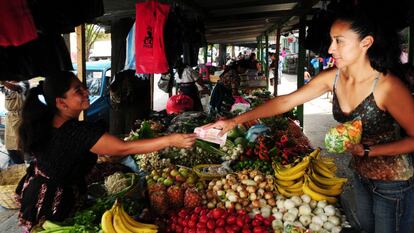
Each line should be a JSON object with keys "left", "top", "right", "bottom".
{"left": 227, "top": 127, "right": 241, "bottom": 139}
{"left": 234, "top": 137, "right": 248, "bottom": 147}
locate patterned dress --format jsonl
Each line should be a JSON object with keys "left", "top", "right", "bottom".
{"left": 332, "top": 70, "right": 413, "bottom": 181}
{"left": 15, "top": 120, "right": 105, "bottom": 230}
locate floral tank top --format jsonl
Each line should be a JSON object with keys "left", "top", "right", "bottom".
{"left": 332, "top": 70, "right": 413, "bottom": 181}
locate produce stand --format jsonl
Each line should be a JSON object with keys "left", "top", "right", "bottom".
{"left": 32, "top": 93, "right": 354, "bottom": 233}
{"left": 240, "top": 69, "right": 267, "bottom": 94}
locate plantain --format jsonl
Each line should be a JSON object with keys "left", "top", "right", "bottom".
{"left": 308, "top": 148, "right": 321, "bottom": 158}
{"left": 302, "top": 179, "right": 337, "bottom": 204}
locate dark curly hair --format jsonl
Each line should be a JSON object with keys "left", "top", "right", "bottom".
{"left": 19, "top": 71, "right": 76, "bottom": 154}
{"left": 334, "top": 6, "right": 402, "bottom": 74}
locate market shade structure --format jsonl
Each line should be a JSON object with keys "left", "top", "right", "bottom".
{"left": 97, "top": 0, "right": 321, "bottom": 45}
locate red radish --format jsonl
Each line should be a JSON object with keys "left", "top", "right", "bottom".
{"left": 194, "top": 206, "right": 203, "bottom": 214}
{"left": 253, "top": 226, "right": 265, "bottom": 233}
{"left": 226, "top": 215, "right": 237, "bottom": 225}
{"left": 214, "top": 227, "right": 225, "bottom": 233}
{"left": 237, "top": 209, "right": 247, "bottom": 215}
{"left": 236, "top": 217, "right": 245, "bottom": 227}
{"left": 242, "top": 228, "right": 252, "bottom": 233}
{"left": 252, "top": 219, "right": 261, "bottom": 227}
{"left": 199, "top": 214, "right": 208, "bottom": 223}
{"left": 212, "top": 208, "right": 225, "bottom": 219}
{"left": 206, "top": 219, "right": 216, "bottom": 230}
{"left": 197, "top": 222, "right": 206, "bottom": 228}
{"left": 216, "top": 218, "right": 225, "bottom": 227}
{"left": 175, "top": 225, "right": 183, "bottom": 233}
{"left": 187, "top": 219, "right": 196, "bottom": 228}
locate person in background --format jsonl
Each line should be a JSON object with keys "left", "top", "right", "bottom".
{"left": 15, "top": 71, "right": 196, "bottom": 232}
{"left": 206, "top": 7, "right": 414, "bottom": 233}
{"left": 0, "top": 80, "right": 30, "bottom": 164}
{"left": 304, "top": 67, "right": 312, "bottom": 84}
{"left": 175, "top": 59, "right": 209, "bottom": 111}
{"left": 248, "top": 53, "right": 261, "bottom": 71}
{"left": 210, "top": 60, "right": 248, "bottom": 114}
{"left": 310, "top": 54, "right": 321, "bottom": 75}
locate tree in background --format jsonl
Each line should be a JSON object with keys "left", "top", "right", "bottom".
{"left": 85, "top": 24, "right": 110, "bottom": 60}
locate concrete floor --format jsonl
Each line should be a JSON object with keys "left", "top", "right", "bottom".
{"left": 0, "top": 73, "right": 358, "bottom": 232}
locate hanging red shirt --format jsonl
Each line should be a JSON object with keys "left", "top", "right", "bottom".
{"left": 0, "top": 0, "right": 38, "bottom": 47}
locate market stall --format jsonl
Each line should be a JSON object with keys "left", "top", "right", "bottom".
{"left": 19, "top": 89, "right": 355, "bottom": 233}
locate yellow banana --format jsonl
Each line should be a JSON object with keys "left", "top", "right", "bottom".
{"left": 275, "top": 156, "right": 310, "bottom": 177}
{"left": 311, "top": 161, "right": 336, "bottom": 178}
{"left": 289, "top": 178, "right": 304, "bottom": 189}
{"left": 101, "top": 210, "right": 117, "bottom": 233}
{"left": 275, "top": 170, "right": 306, "bottom": 181}
{"left": 308, "top": 175, "right": 343, "bottom": 190}
{"left": 276, "top": 184, "right": 303, "bottom": 197}
{"left": 118, "top": 204, "right": 158, "bottom": 230}
{"left": 112, "top": 206, "right": 136, "bottom": 233}
{"left": 310, "top": 169, "right": 347, "bottom": 186}
{"left": 305, "top": 176, "right": 342, "bottom": 196}
{"left": 308, "top": 148, "right": 321, "bottom": 158}
{"left": 302, "top": 179, "right": 337, "bottom": 204}
{"left": 275, "top": 179, "right": 295, "bottom": 187}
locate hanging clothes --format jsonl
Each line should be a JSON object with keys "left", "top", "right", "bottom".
{"left": 0, "top": 34, "right": 73, "bottom": 81}
{"left": 135, "top": 1, "right": 170, "bottom": 74}
{"left": 0, "top": 0, "right": 38, "bottom": 47}
{"left": 124, "top": 22, "right": 136, "bottom": 70}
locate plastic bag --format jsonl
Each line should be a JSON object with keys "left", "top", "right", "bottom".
{"left": 157, "top": 73, "right": 172, "bottom": 93}
{"left": 324, "top": 119, "right": 362, "bottom": 153}
{"left": 166, "top": 94, "right": 193, "bottom": 114}
{"left": 135, "top": 1, "right": 170, "bottom": 74}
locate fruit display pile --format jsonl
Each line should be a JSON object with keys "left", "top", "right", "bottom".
{"left": 34, "top": 108, "right": 354, "bottom": 233}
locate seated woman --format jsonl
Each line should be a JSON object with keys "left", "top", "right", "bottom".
{"left": 210, "top": 60, "right": 247, "bottom": 114}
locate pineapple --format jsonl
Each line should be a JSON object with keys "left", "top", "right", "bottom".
{"left": 167, "top": 185, "right": 184, "bottom": 208}
{"left": 150, "top": 191, "right": 168, "bottom": 215}
{"left": 184, "top": 187, "right": 203, "bottom": 208}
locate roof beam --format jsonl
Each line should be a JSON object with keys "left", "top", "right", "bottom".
{"left": 209, "top": 3, "right": 297, "bottom": 17}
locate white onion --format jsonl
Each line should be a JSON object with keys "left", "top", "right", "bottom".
{"left": 299, "top": 215, "right": 312, "bottom": 226}
{"left": 272, "top": 219, "right": 283, "bottom": 230}
{"left": 298, "top": 204, "right": 312, "bottom": 216}
{"left": 273, "top": 212, "right": 283, "bottom": 220}
{"left": 290, "top": 196, "right": 302, "bottom": 206}
{"left": 300, "top": 194, "right": 311, "bottom": 203}
{"left": 284, "top": 199, "right": 295, "bottom": 210}
{"left": 331, "top": 226, "right": 342, "bottom": 233}
{"left": 309, "top": 223, "right": 322, "bottom": 232}
{"left": 323, "top": 221, "right": 334, "bottom": 230}
{"left": 317, "top": 200, "right": 328, "bottom": 208}
{"left": 309, "top": 200, "right": 317, "bottom": 208}
{"left": 313, "top": 207, "right": 324, "bottom": 215}
{"left": 261, "top": 206, "right": 271, "bottom": 218}
{"left": 311, "top": 215, "right": 324, "bottom": 226}
{"left": 328, "top": 215, "right": 341, "bottom": 226}
{"left": 288, "top": 207, "right": 299, "bottom": 218}
{"left": 283, "top": 212, "right": 296, "bottom": 222}
{"left": 323, "top": 205, "right": 336, "bottom": 216}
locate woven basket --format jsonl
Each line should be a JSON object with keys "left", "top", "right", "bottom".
{"left": 0, "top": 164, "right": 27, "bottom": 209}
{"left": 193, "top": 164, "right": 229, "bottom": 181}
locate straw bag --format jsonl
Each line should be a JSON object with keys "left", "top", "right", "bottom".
{"left": 0, "top": 164, "right": 27, "bottom": 209}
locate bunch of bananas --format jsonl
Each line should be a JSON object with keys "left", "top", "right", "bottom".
{"left": 101, "top": 200, "right": 158, "bottom": 233}
{"left": 274, "top": 148, "right": 348, "bottom": 203}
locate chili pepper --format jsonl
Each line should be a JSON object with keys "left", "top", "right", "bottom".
{"left": 280, "top": 135, "right": 289, "bottom": 144}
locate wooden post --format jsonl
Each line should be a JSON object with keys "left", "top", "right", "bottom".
{"left": 265, "top": 33, "right": 269, "bottom": 87}
{"left": 297, "top": 16, "right": 306, "bottom": 127}
{"left": 204, "top": 44, "right": 208, "bottom": 64}
{"left": 409, "top": 25, "right": 414, "bottom": 66}
{"left": 150, "top": 74, "right": 154, "bottom": 110}
{"left": 76, "top": 24, "right": 86, "bottom": 121}
{"left": 274, "top": 27, "right": 281, "bottom": 96}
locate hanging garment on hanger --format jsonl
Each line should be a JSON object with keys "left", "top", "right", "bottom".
{"left": 0, "top": 0, "right": 38, "bottom": 46}
{"left": 135, "top": 0, "right": 170, "bottom": 74}
{"left": 124, "top": 22, "right": 136, "bottom": 70}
